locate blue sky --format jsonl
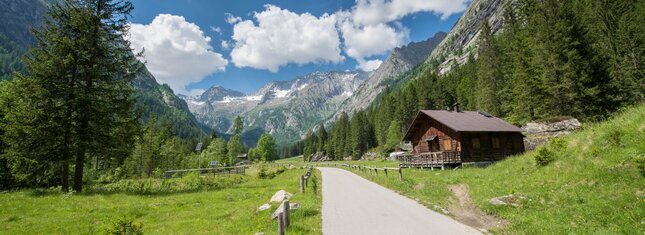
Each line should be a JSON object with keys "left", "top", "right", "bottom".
{"left": 128, "top": 0, "right": 468, "bottom": 95}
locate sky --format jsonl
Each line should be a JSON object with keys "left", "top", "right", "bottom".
{"left": 127, "top": 0, "right": 469, "bottom": 95}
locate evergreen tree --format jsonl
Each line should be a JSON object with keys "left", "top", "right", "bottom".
{"left": 385, "top": 120, "right": 402, "bottom": 152}
{"left": 316, "top": 124, "right": 328, "bottom": 153}
{"left": 227, "top": 135, "right": 244, "bottom": 166}
{"left": 0, "top": 0, "right": 139, "bottom": 192}
{"left": 232, "top": 115, "right": 243, "bottom": 136}
{"left": 475, "top": 21, "right": 504, "bottom": 116}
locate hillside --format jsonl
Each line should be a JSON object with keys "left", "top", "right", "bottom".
{"left": 0, "top": 0, "right": 204, "bottom": 138}
{"left": 337, "top": 103, "right": 645, "bottom": 234}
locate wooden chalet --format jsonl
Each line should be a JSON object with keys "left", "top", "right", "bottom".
{"left": 400, "top": 104, "right": 524, "bottom": 168}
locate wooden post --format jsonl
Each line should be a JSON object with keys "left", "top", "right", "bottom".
{"left": 398, "top": 168, "right": 403, "bottom": 182}
{"left": 384, "top": 168, "right": 388, "bottom": 177}
{"left": 278, "top": 212, "right": 285, "bottom": 235}
{"left": 283, "top": 200, "right": 290, "bottom": 228}
{"left": 300, "top": 175, "right": 305, "bottom": 193}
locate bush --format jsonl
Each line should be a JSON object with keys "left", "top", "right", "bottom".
{"left": 104, "top": 217, "right": 143, "bottom": 235}
{"left": 534, "top": 138, "right": 566, "bottom": 166}
{"left": 86, "top": 174, "right": 246, "bottom": 195}
{"left": 258, "top": 165, "right": 269, "bottom": 179}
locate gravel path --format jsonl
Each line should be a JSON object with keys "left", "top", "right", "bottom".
{"left": 319, "top": 167, "right": 482, "bottom": 235}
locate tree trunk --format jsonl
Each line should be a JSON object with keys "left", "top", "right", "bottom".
{"left": 61, "top": 162, "right": 69, "bottom": 193}
{"left": 73, "top": 147, "right": 85, "bottom": 192}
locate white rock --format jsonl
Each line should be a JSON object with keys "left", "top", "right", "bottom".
{"left": 270, "top": 190, "right": 292, "bottom": 203}
{"left": 257, "top": 203, "right": 271, "bottom": 211}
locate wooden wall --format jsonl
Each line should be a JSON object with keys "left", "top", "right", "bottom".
{"left": 410, "top": 116, "right": 460, "bottom": 155}
{"left": 459, "top": 132, "right": 525, "bottom": 162}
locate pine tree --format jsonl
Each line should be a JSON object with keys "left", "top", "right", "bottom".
{"left": 475, "top": 21, "right": 504, "bottom": 116}
{"left": 385, "top": 120, "right": 402, "bottom": 152}
{"left": 227, "top": 135, "right": 244, "bottom": 166}
{"left": 232, "top": 115, "right": 244, "bottom": 136}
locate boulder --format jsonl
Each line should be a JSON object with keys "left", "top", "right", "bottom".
{"left": 270, "top": 190, "right": 292, "bottom": 203}
{"left": 257, "top": 203, "right": 271, "bottom": 211}
{"left": 522, "top": 118, "right": 581, "bottom": 151}
{"left": 489, "top": 194, "right": 527, "bottom": 207}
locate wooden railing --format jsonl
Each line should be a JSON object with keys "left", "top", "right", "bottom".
{"left": 317, "top": 162, "right": 404, "bottom": 182}
{"left": 163, "top": 166, "right": 247, "bottom": 179}
{"left": 398, "top": 151, "right": 461, "bottom": 169}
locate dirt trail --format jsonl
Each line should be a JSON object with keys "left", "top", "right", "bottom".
{"left": 448, "top": 184, "right": 509, "bottom": 232}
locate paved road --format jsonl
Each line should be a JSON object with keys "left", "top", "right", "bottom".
{"left": 319, "top": 167, "right": 481, "bottom": 235}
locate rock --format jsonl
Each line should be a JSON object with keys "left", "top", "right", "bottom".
{"left": 522, "top": 119, "right": 581, "bottom": 133}
{"left": 309, "top": 152, "right": 329, "bottom": 162}
{"left": 361, "top": 151, "right": 380, "bottom": 160}
{"left": 522, "top": 118, "right": 581, "bottom": 151}
{"left": 254, "top": 233, "right": 265, "bottom": 235}
{"left": 490, "top": 194, "right": 526, "bottom": 207}
{"left": 257, "top": 203, "right": 271, "bottom": 211}
{"left": 270, "top": 190, "right": 292, "bottom": 203}
{"left": 289, "top": 203, "right": 299, "bottom": 210}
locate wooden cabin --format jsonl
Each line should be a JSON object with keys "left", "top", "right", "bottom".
{"left": 401, "top": 105, "right": 524, "bottom": 167}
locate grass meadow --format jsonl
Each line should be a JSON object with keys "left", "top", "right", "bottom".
{"left": 1, "top": 166, "right": 322, "bottom": 235}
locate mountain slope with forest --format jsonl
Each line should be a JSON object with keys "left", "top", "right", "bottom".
{"left": 301, "top": 0, "right": 644, "bottom": 160}
{"left": 0, "top": 0, "right": 204, "bottom": 138}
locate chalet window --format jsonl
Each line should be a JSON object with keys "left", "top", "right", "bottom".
{"left": 492, "top": 137, "right": 500, "bottom": 149}
{"left": 443, "top": 139, "right": 452, "bottom": 151}
{"left": 472, "top": 138, "right": 481, "bottom": 150}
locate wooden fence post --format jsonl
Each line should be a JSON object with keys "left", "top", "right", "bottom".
{"left": 278, "top": 212, "right": 285, "bottom": 235}
{"left": 398, "top": 168, "right": 403, "bottom": 182}
{"left": 283, "top": 200, "right": 290, "bottom": 228}
{"left": 384, "top": 168, "right": 388, "bottom": 177}
{"left": 300, "top": 175, "right": 305, "bottom": 193}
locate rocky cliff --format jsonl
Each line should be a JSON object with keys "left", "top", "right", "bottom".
{"left": 332, "top": 32, "right": 447, "bottom": 119}
{"left": 425, "top": 0, "right": 509, "bottom": 74}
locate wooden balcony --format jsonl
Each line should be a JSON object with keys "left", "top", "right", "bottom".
{"left": 397, "top": 151, "right": 462, "bottom": 169}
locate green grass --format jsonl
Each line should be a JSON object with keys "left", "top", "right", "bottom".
{"left": 320, "top": 104, "right": 645, "bottom": 234}
{"left": 276, "top": 155, "right": 304, "bottom": 163}
{"left": 0, "top": 167, "right": 322, "bottom": 235}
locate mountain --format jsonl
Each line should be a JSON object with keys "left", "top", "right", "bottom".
{"left": 0, "top": 0, "right": 204, "bottom": 138}
{"left": 425, "top": 0, "right": 507, "bottom": 74}
{"left": 184, "top": 71, "right": 367, "bottom": 145}
{"left": 331, "top": 31, "right": 447, "bottom": 119}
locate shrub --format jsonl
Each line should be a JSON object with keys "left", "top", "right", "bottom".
{"left": 534, "top": 138, "right": 566, "bottom": 166}
{"left": 258, "top": 165, "right": 269, "bottom": 179}
{"left": 104, "top": 217, "right": 143, "bottom": 235}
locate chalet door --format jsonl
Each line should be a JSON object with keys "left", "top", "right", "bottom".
{"left": 429, "top": 139, "right": 440, "bottom": 152}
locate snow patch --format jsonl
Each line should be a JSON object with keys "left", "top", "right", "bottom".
{"left": 274, "top": 89, "right": 290, "bottom": 98}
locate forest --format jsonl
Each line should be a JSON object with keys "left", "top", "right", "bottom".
{"left": 300, "top": 0, "right": 643, "bottom": 160}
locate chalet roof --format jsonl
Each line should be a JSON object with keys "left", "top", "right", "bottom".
{"left": 404, "top": 110, "right": 522, "bottom": 140}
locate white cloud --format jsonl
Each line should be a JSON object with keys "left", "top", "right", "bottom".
{"left": 230, "top": 5, "right": 344, "bottom": 72}
{"left": 352, "top": 0, "right": 469, "bottom": 25}
{"left": 340, "top": 20, "right": 407, "bottom": 64}
{"left": 129, "top": 14, "right": 228, "bottom": 95}
{"left": 357, "top": 59, "right": 382, "bottom": 71}
{"left": 225, "top": 13, "right": 242, "bottom": 24}
{"left": 221, "top": 40, "right": 230, "bottom": 50}
{"left": 188, "top": 88, "right": 205, "bottom": 97}
{"left": 210, "top": 26, "right": 222, "bottom": 35}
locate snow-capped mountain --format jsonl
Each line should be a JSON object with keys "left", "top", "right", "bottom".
{"left": 183, "top": 71, "right": 367, "bottom": 145}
